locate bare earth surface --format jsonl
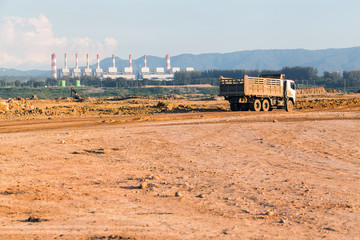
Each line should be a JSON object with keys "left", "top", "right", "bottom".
{"left": 0, "top": 97, "right": 359, "bottom": 239}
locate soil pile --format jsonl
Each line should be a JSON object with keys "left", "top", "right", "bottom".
{"left": 296, "top": 98, "right": 360, "bottom": 109}
{"left": 297, "top": 87, "right": 326, "bottom": 95}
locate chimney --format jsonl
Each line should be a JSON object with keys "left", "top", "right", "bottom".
{"left": 144, "top": 55, "right": 147, "bottom": 67}
{"left": 64, "top": 53, "right": 67, "bottom": 69}
{"left": 129, "top": 54, "right": 132, "bottom": 68}
{"left": 166, "top": 54, "right": 170, "bottom": 72}
{"left": 97, "top": 54, "right": 100, "bottom": 69}
{"left": 76, "top": 53, "right": 79, "bottom": 69}
{"left": 112, "top": 54, "right": 115, "bottom": 68}
{"left": 86, "top": 54, "right": 89, "bottom": 69}
{"left": 51, "top": 53, "right": 57, "bottom": 79}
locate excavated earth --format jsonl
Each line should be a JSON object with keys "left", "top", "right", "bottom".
{"left": 0, "top": 93, "right": 359, "bottom": 239}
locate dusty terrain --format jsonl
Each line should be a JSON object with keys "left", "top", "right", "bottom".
{"left": 0, "top": 93, "right": 360, "bottom": 239}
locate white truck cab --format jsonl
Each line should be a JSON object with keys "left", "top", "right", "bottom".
{"left": 285, "top": 80, "right": 296, "bottom": 103}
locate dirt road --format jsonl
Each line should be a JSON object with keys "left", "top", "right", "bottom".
{"left": 0, "top": 108, "right": 359, "bottom": 239}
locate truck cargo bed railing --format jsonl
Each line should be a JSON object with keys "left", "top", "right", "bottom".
{"left": 219, "top": 77, "right": 244, "bottom": 85}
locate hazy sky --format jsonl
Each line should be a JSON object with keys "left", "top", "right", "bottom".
{"left": 1, "top": 0, "right": 359, "bottom": 70}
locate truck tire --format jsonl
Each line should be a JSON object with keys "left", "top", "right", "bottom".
{"left": 239, "top": 104, "right": 249, "bottom": 111}
{"left": 251, "top": 99, "right": 262, "bottom": 111}
{"left": 230, "top": 103, "right": 239, "bottom": 111}
{"left": 261, "top": 99, "right": 270, "bottom": 112}
{"left": 286, "top": 100, "right": 293, "bottom": 112}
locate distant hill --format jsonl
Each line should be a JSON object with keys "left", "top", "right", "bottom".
{"left": 97, "top": 47, "right": 360, "bottom": 74}
{"left": 2, "top": 47, "right": 360, "bottom": 77}
{"left": 0, "top": 68, "right": 49, "bottom": 77}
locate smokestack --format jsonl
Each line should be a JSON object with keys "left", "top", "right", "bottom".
{"left": 144, "top": 55, "right": 147, "bottom": 68}
{"left": 112, "top": 54, "right": 115, "bottom": 68}
{"left": 166, "top": 54, "right": 170, "bottom": 71}
{"left": 51, "top": 53, "right": 57, "bottom": 79}
{"left": 64, "top": 53, "right": 67, "bottom": 69}
{"left": 76, "top": 53, "right": 79, "bottom": 69}
{"left": 86, "top": 54, "right": 89, "bottom": 69}
{"left": 129, "top": 54, "right": 132, "bottom": 68}
{"left": 97, "top": 54, "right": 100, "bottom": 69}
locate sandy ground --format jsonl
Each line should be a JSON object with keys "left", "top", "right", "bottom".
{"left": 0, "top": 99, "right": 359, "bottom": 239}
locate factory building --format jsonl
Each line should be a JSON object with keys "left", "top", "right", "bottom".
{"left": 95, "top": 54, "right": 103, "bottom": 77}
{"left": 103, "top": 54, "right": 135, "bottom": 80}
{"left": 120, "top": 55, "right": 136, "bottom": 80}
{"left": 140, "top": 54, "right": 180, "bottom": 80}
{"left": 72, "top": 53, "right": 81, "bottom": 78}
{"left": 108, "top": 54, "right": 117, "bottom": 74}
{"left": 52, "top": 53, "right": 194, "bottom": 81}
{"left": 84, "top": 54, "right": 92, "bottom": 76}
{"left": 60, "top": 53, "right": 70, "bottom": 78}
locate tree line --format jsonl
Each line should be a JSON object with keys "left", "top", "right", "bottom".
{"left": 1, "top": 66, "right": 359, "bottom": 91}
{"left": 174, "top": 67, "right": 360, "bottom": 90}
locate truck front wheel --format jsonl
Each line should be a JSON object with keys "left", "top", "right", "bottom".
{"left": 261, "top": 99, "right": 270, "bottom": 112}
{"left": 251, "top": 99, "right": 262, "bottom": 111}
{"left": 286, "top": 100, "right": 294, "bottom": 112}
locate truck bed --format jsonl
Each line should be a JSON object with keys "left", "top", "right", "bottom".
{"left": 219, "top": 75, "right": 283, "bottom": 97}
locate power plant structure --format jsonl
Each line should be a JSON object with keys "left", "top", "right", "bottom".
{"left": 102, "top": 54, "right": 135, "bottom": 80}
{"left": 52, "top": 53, "right": 194, "bottom": 81}
{"left": 139, "top": 54, "right": 182, "bottom": 80}
{"left": 51, "top": 53, "right": 57, "bottom": 79}
{"left": 95, "top": 54, "right": 103, "bottom": 77}
{"left": 84, "top": 54, "right": 92, "bottom": 76}
{"left": 60, "top": 53, "right": 70, "bottom": 78}
{"left": 72, "top": 53, "right": 81, "bottom": 78}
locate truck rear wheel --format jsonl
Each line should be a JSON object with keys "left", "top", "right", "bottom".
{"left": 261, "top": 99, "right": 270, "bottom": 112}
{"left": 239, "top": 104, "right": 249, "bottom": 111}
{"left": 230, "top": 103, "right": 240, "bottom": 111}
{"left": 251, "top": 99, "right": 261, "bottom": 111}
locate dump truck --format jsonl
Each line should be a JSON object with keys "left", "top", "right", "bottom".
{"left": 219, "top": 74, "right": 296, "bottom": 111}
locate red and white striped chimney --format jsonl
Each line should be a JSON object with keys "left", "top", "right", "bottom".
{"left": 166, "top": 54, "right": 170, "bottom": 71}
{"left": 75, "top": 53, "right": 79, "bottom": 69}
{"left": 144, "top": 55, "right": 147, "bottom": 67}
{"left": 51, "top": 53, "right": 57, "bottom": 79}
{"left": 129, "top": 54, "right": 132, "bottom": 68}
{"left": 112, "top": 54, "right": 115, "bottom": 68}
{"left": 86, "top": 54, "right": 89, "bottom": 69}
{"left": 97, "top": 54, "right": 100, "bottom": 69}
{"left": 64, "top": 53, "right": 68, "bottom": 69}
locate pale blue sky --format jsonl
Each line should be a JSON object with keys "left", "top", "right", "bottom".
{"left": 0, "top": 0, "right": 359, "bottom": 70}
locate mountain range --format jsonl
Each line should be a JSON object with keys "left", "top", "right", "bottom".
{"left": 1, "top": 47, "right": 360, "bottom": 77}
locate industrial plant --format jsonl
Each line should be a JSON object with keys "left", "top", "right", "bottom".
{"left": 51, "top": 53, "right": 194, "bottom": 84}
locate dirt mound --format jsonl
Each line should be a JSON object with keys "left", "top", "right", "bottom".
{"left": 296, "top": 98, "right": 360, "bottom": 109}
{"left": 0, "top": 101, "right": 9, "bottom": 112}
{"left": 297, "top": 87, "right": 326, "bottom": 95}
{"left": 327, "top": 89, "right": 342, "bottom": 93}
{"left": 160, "top": 94, "right": 186, "bottom": 100}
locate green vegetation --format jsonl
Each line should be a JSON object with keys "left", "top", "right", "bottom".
{"left": 174, "top": 67, "right": 360, "bottom": 91}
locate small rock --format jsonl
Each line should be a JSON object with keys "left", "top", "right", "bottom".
{"left": 152, "top": 175, "right": 162, "bottom": 180}
{"left": 273, "top": 119, "right": 278, "bottom": 123}
{"left": 196, "top": 194, "right": 205, "bottom": 198}
{"left": 175, "top": 191, "right": 182, "bottom": 197}
{"left": 266, "top": 211, "right": 275, "bottom": 217}
{"left": 61, "top": 140, "right": 66, "bottom": 144}
{"left": 140, "top": 182, "right": 148, "bottom": 189}
{"left": 279, "top": 219, "right": 286, "bottom": 223}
